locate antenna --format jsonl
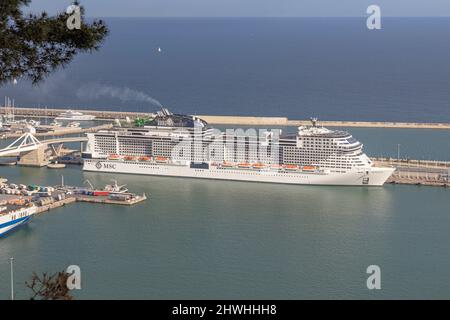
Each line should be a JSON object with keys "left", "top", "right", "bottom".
{"left": 310, "top": 117, "right": 318, "bottom": 127}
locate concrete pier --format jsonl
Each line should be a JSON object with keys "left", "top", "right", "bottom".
{"left": 373, "top": 157, "right": 450, "bottom": 187}
{"left": 2, "top": 107, "right": 150, "bottom": 121}
{"left": 35, "top": 197, "right": 76, "bottom": 214}
{"left": 5, "top": 107, "right": 450, "bottom": 130}
{"left": 75, "top": 193, "right": 147, "bottom": 205}
{"left": 199, "top": 115, "right": 450, "bottom": 129}
{"left": 35, "top": 194, "right": 147, "bottom": 215}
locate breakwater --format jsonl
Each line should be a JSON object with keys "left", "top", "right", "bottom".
{"left": 5, "top": 107, "right": 450, "bottom": 129}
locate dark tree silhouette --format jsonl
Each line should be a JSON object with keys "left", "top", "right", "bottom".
{"left": 26, "top": 271, "right": 74, "bottom": 300}
{"left": 0, "top": 0, "right": 108, "bottom": 85}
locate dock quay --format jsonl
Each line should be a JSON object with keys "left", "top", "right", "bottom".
{"left": 0, "top": 178, "right": 148, "bottom": 231}
{"left": 35, "top": 197, "right": 76, "bottom": 214}
{"left": 35, "top": 194, "right": 147, "bottom": 215}
{"left": 6, "top": 107, "right": 450, "bottom": 130}
{"left": 76, "top": 193, "right": 147, "bottom": 205}
{"left": 373, "top": 157, "right": 450, "bottom": 187}
{"left": 2, "top": 107, "right": 150, "bottom": 121}
{"left": 200, "top": 116, "right": 450, "bottom": 130}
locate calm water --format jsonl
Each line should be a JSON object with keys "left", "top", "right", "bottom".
{"left": 0, "top": 164, "right": 449, "bottom": 299}
{"left": 2, "top": 17, "right": 450, "bottom": 122}
{"left": 0, "top": 127, "right": 448, "bottom": 299}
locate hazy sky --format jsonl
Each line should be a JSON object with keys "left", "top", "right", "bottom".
{"left": 26, "top": 0, "right": 450, "bottom": 17}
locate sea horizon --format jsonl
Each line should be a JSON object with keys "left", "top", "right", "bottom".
{"left": 2, "top": 17, "right": 450, "bottom": 122}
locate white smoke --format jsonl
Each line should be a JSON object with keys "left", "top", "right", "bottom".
{"left": 76, "top": 83, "right": 162, "bottom": 108}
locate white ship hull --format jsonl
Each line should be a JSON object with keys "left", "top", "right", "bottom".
{"left": 56, "top": 115, "right": 96, "bottom": 121}
{"left": 83, "top": 159, "right": 395, "bottom": 186}
{"left": 0, "top": 206, "right": 36, "bottom": 237}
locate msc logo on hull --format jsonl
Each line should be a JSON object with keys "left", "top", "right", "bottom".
{"left": 95, "top": 161, "right": 116, "bottom": 170}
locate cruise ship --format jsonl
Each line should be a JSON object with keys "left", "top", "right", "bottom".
{"left": 56, "top": 110, "right": 96, "bottom": 121}
{"left": 0, "top": 205, "right": 36, "bottom": 237}
{"left": 82, "top": 109, "right": 395, "bottom": 186}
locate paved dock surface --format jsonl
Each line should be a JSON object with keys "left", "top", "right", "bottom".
{"left": 36, "top": 197, "right": 76, "bottom": 214}
{"left": 75, "top": 194, "right": 147, "bottom": 205}
{"left": 34, "top": 194, "right": 147, "bottom": 216}
{"left": 373, "top": 158, "right": 450, "bottom": 187}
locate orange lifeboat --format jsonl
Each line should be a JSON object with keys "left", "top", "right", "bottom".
{"left": 124, "top": 155, "right": 135, "bottom": 161}
{"left": 238, "top": 163, "right": 252, "bottom": 169}
{"left": 284, "top": 164, "right": 299, "bottom": 170}
{"left": 252, "top": 163, "right": 265, "bottom": 169}
{"left": 108, "top": 154, "right": 122, "bottom": 160}
{"left": 221, "top": 161, "right": 234, "bottom": 168}
{"left": 138, "top": 156, "right": 151, "bottom": 162}
{"left": 302, "top": 165, "right": 316, "bottom": 171}
{"left": 155, "top": 156, "right": 169, "bottom": 163}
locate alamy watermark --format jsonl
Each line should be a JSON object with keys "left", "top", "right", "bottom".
{"left": 367, "top": 5, "right": 382, "bottom": 30}
{"left": 66, "top": 265, "right": 82, "bottom": 290}
{"left": 366, "top": 265, "right": 381, "bottom": 290}
{"left": 170, "top": 126, "right": 281, "bottom": 165}
{"left": 66, "top": 4, "right": 81, "bottom": 30}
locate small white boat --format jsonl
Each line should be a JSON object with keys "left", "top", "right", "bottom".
{"left": 56, "top": 110, "right": 96, "bottom": 121}
{"left": 47, "top": 161, "right": 66, "bottom": 169}
{"left": 28, "top": 119, "right": 40, "bottom": 127}
{"left": 50, "top": 120, "right": 62, "bottom": 127}
{"left": 67, "top": 121, "right": 80, "bottom": 128}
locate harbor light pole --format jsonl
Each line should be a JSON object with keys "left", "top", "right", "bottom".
{"left": 10, "top": 257, "right": 14, "bottom": 301}
{"left": 397, "top": 144, "right": 401, "bottom": 162}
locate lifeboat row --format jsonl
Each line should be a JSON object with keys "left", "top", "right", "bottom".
{"left": 218, "top": 162, "right": 317, "bottom": 172}
{"left": 220, "top": 162, "right": 265, "bottom": 169}
{"left": 108, "top": 154, "right": 162, "bottom": 162}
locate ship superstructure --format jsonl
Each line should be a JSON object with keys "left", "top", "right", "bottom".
{"left": 82, "top": 110, "right": 394, "bottom": 186}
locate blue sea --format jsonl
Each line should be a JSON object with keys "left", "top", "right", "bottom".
{"left": 2, "top": 17, "right": 450, "bottom": 122}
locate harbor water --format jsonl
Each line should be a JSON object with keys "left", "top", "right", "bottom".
{"left": 1, "top": 17, "right": 450, "bottom": 299}
{"left": 0, "top": 127, "right": 449, "bottom": 299}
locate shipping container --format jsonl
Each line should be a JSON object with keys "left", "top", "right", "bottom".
{"left": 93, "top": 191, "right": 110, "bottom": 196}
